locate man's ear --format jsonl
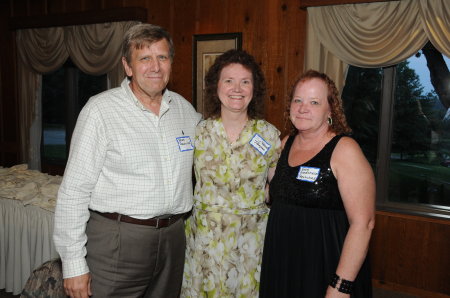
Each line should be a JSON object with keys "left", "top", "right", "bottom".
{"left": 122, "top": 57, "right": 132, "bottom": 77}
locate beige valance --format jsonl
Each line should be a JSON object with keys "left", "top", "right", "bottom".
{"left": 17, "top": 21, "right": 137, "bottom": 77}
{"left": 305, "top": 0, "right": 450, "bottom": 90}
{"left": 15, "top": 21, "right": 139, "bottom": 169}
{"left": 308, "top": 0, "right": 449, "bottom": 68}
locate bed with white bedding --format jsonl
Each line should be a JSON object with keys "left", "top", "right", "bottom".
{"left": 0, "top": 164, "right": 60, "bottom": 295}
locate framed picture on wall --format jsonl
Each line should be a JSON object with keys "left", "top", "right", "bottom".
{"left": 193, "top": 33, "right": 242, "bottom": 114}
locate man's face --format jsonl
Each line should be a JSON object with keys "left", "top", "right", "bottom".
{"left": 122, "top": 39, "right": 172, "bottom": 100}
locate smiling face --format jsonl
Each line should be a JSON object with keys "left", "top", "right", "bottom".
{"left": 122, "top": 38, "right": 172, "bottom": 101}
{"left": 290, "top": 78, "right": 331, "bottom": 133}
{"left": 217, "top": 63, "right": 254, "bottom": 115}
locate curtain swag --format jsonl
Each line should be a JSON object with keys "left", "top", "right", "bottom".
{"left": 16, "top": 21, "right": 139, "bottom": 169}
{"left": 17, "top": 22, "right": 138, "bottom": 75}
{"left": 307, "top": 0, "right": 449, "bottom": 69}
{"left": 305, "top": 0, "right": 449, "bottom": 92}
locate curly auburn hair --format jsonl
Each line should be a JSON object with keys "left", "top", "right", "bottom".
{"left": 286, "top": 69, "right": 352, "bottom": 135}
{"left": 204, "top": 49, "right": 266, "bottom": 119}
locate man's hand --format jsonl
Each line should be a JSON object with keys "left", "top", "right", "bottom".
{"left": 64, "top": 273, "right": 92, "bottom": 298}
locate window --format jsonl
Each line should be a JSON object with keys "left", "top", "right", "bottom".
{"left": 342, "top": 43, "right": 450, "bottom": 217}
{"left": 41, "top": 59, "right": 107, "bottom": 170}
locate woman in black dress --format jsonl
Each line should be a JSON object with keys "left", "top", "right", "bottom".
{"left": 260, "top": 70, "right": 375, "bottom": 298}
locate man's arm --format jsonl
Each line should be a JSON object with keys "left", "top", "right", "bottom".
{"left": 53, "top": 101, "right": 107, "bottom": 280}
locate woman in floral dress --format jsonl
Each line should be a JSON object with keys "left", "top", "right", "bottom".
{"left": 181, "top": 49, "right": 281, "bottom": 297}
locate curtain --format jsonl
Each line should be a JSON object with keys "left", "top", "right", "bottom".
{"left": 16, "top": 21, "right": 139, "bottom": 169}
{"left": 305, "top": 0, "right": 450, "bottom": 91}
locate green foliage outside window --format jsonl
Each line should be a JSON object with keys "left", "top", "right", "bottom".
{"left": 342, "top": 46, "right": 450, "bottom": 210}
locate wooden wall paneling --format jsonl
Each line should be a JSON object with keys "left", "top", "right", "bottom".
{"left": 144, "top": 0, "right": 171, "bottom": 29}
{"left": 194, "top": 0, "right": 229, "bottom": 34}
{"left": 0, "top": 0, "right": 5, "bottom": 165}
{"left": 370, "top": 212, "right": 450, "bottom": 297}
{"left": 226, "top": 0, "right": 252, "bottom": 34}
{"left": 426, "top": 223, "right": 450, "bottom": 294}
{"left": 9, "top": 7, "right": 148, "bottom": 30}
{"left": 387, "top": 216, "right": 428, "bottom": 289}
{"left": 121, "top": 0, "right": 146, "bottom": 10}
{"left": 402, "top": 219, "right": 429, "bottom": 289}
{"left": 101, "top": 0, "right": 125, "bottom": 10}
{"left": 1, "top": 1, "right": 20, "bottom": 166}
{"left": 228, "top": 0, "right": 267, "bottom": 53}
{"left": 284, "top": 2, "right": 307, "bottom": 136}
{"left": 169, "top": 0, "right": 197, "bottom": 101}
{"left": 80, "top": 0, "right": 104, "bottom": 12}
{"left": 369, "top": 212, "right": 388, "bottom": 281}
{"left": 10, "top": 0, "right": 30, "bottom": 17}
{"left": 64, "top": 0, "right": 83, "bottom": 13}
{"left": 284, "top": 0, "right": 306, "bottom": 103}
{"left": 46, "top": 0, "right": 66, "bottom": 14}
{"left": 224, "top": 0, "right": 272, "bottom": 123}
{"left": 29, "top": 0, "right": 47, "bottom": 15}
{"left": 2, "top": 1, "right": 450, "bottom": 297}
{"left": 382, "top": 216, "right": 406, "bottom": 285}
{"left": 261, "top": 0, "right": 285, "bottom": 132}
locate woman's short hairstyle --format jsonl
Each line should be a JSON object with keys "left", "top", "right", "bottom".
{"left": 204, "top": 49, "right": 266, "bottom": 119}
{"left": 286, "top": 69, "right": 352, "bottom": 135}
{"left": 122, "top": 23, "right": 174, "bottom": 63}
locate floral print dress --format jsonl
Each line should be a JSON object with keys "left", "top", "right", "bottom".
{"left": 181, "top": 118, "right": 281, "bottom": 298}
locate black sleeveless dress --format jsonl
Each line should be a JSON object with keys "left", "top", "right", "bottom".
{"left": 260, "top": 135, "right": 372, "bottom": 298}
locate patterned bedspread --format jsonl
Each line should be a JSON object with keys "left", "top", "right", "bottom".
{"left": 0, "top": 164, "right": 61, "bottom": 212}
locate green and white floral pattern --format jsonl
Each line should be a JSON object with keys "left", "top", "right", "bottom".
{"left": 181, "top": 119, "right": 281, "bottom": 298}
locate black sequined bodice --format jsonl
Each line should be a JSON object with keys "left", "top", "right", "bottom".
{"left": 269, "top": 135, "right": 344, "bottom": 210}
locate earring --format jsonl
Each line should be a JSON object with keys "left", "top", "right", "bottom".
{"left": 327, "top": 116, "right": 333, "bottom": 126}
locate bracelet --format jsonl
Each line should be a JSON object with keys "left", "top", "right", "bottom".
{"left": 330, "top": 273, "right": 354, "bottom": 294}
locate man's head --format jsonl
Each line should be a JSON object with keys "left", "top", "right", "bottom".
{"left": 122, "top": 24, "right": 174, "bottom": 100}
{"left": 122, "top": 24, "right": 174, "bottom": 64}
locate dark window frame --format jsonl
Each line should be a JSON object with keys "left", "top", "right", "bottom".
{"left": 40, "top": 60, "right": 107, "bottom": 175}
{"left": 374, "top": 66, "right": 450, "bottom": 219}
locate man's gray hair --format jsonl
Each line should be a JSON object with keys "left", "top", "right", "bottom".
{"left": 122, "top": 23, "right": 174, "bottom": 63}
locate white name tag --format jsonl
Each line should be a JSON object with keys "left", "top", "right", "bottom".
{"left": 297, "top": 166, "right": 320, "bottom": 182}
{"left": 249, "top": 133, "right": 271, "bottom": 156}
{"left": 176, "top": 136, "right": 194, "bottom": 152}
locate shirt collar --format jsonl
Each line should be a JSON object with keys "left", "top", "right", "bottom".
{"left": 122, "top": 78, "right": 172, "bottom": 112}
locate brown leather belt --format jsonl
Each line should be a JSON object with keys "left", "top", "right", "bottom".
{"left": 91, "top": 210, "right": 186, "bottom": 228}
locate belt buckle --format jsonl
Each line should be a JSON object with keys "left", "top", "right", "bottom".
{"left": 155, "top": 218, "right": 161, "bottom": 229}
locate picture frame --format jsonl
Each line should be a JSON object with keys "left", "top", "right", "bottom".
{"left": 193, "top": 32, "right": 242, "bottom": 114}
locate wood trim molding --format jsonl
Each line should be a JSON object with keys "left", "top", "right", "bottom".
{"left": 373, "top": 279, "right": 450, "bottom": 298}
{"left": 300, "top": 0, "right": 394, "bottom": 9}
{"left": 8, "top": 7, "right": 147, "bottom": 30}
{"left": 376, "top": 210, "right": 450, "bottom": 225}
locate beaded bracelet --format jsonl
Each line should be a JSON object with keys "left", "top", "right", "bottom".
{"left": 329, "top": 273, "right": 354, "bottom": 294}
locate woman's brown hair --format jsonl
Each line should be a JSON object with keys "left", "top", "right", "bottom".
{"left": 204, "top": 49, "right": 266, "bottom": 119}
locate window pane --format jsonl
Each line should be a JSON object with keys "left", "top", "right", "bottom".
{"left": 342, "top": 66, "right": 382, "bottom": 166}
{"left": 42, "top": 67, "right": 67, "bottom": 162}
{"left": 389, "top": 52, "right": 450, "bottom": 207}
{"left": 78, "top": 70, "right": 107, "bottom": 111}
{"left": 41, "top": 60, "right": 107, "bottom": 165}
